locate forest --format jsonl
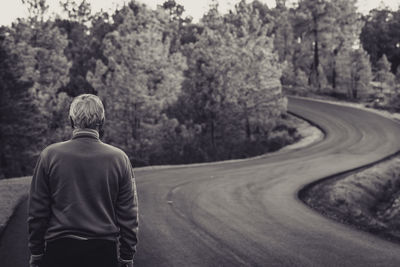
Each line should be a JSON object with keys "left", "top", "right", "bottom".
{"left": 0, "top": 0, "right": 399, "bottom": 178}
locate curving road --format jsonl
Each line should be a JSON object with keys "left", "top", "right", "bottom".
{"left": 2, "top": 97, "right": 400, "bottom": 266}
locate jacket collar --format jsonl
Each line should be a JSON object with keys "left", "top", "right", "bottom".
{"left": 72, "top": 128, "right": 100, "bottom": 140}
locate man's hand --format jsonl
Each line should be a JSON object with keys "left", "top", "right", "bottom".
{"left": 119, "top": 258, "right": 134, "bottom": 267}
{"left": 30, "top": 254, "right": 43, "bottom": 267}
{"left": 119, "top": 263, "right": 133, "bottom": 267}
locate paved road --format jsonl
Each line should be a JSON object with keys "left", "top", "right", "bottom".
{"left": 2, "top": 97, "right": 400, "bottom": 267}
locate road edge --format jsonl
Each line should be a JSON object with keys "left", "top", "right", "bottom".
{"left": 295, "top": 96, "right": 400, "bottom": 244}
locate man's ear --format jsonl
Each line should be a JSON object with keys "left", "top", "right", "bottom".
{"left": 69, "top": 116, "right": 75, "bottom": 129}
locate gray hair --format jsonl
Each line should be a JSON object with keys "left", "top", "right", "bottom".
{"left": 69, "top": 94, "right": 105, "bottom": 129}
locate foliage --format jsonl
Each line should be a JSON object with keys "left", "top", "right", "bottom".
{"left": 375, "top": 54, "right": 396, "bottom": 89}
{"left": 55, "top": 1, "right": 117, "bottom": 97}
{"left": 271, "top": 1, "right": 294, "bottom": 63}
{"left": 0, "top": 28, "right": 39, "bottom": 178}
{"left": 87, "top": 2, "right": 187, "bottom": 165}
{"left": 22, "top": 0, "right": 49, "bottom": 22}
{"left": 0, "top": 17, "right": 71, "bottom": 178}
{"left": 374, "top": 55, "right": 397, "bottom": 108}
{"left": 293, "top": 0, "right": 333, "bottom": 91}
{"left": 347, "top": 48, "right": 373, "bottom": 99}
{"left": 289, "top": 0, "right": 364, "bottom": 97}
{"left": 60, "top": 0, "right": 93, "bottom": 24}
{"left": 360, "top": 7, "right": 400, "bottom": 108}
{"left": 170, "top": 2, "right": 289, "bottom": 162}
{"left": 0, "top": 0, "right": 335, "bottom": 177}
{"left": 360, "top": 8, "right": 400, "bottom": 72}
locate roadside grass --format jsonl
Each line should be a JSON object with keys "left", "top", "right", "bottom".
{"left": 302, "top": 157, "right": 400, "bottom": 243}
{"left": 297, "top": 95, "right": 400, "bottom": 243}
{"left": 0, "top": 177, "right": 31, "bottom": 236}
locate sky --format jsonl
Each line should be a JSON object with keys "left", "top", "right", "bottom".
{"left": 1, "top": 0, "right": 400, "bottom": 26}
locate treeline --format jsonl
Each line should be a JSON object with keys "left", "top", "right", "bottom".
{"left": 0, "top": 0, "right": 295, "bottom": 178}
{"left": 285, "top": 0, "right": 400, "bottom": 108}
{"left": 0, "top": 0, "right": 399, "bottom": 178}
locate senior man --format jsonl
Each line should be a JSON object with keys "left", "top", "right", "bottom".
{"left": 28, "top": 94, "right": 138, "bottom": 267}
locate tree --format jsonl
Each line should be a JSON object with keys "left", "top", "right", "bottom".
{"left": 161, "top": 0, "right": 193, "bottom": 53}
{"left": 60, "top": 0, "right": 93, "bottom": 25}
{"left": 271, "top": 0, "right": 295, "bottom": 63}
{"left": 14, "top": 1, "right": 72, "bottom": 122}
{"left": 375, "top": 54, "right": 396, "bottom": 95}
{"left": 22, "top": 0, "right": 49, "bottom": 23}
{"left": 294, "top": 0, "right": 332, "bottom": 91}
{"left": 162, "top": 0, "right": 185, "bottom": 22}
{"left": 0, "top": 27, "right": 40, "bottom": 178}
{"left": 87, "top": 2, "right": 187, "bottom": 165}
{"left": 176, "top": 2, "right": 286, "bottom": 160}
{"left": 0, "top": 0, "right": 72, "bottom": 178}
{"left": 12, "top": 20, "right": 71, "bottom": 128}
{"left": 347, "top": 48, "right": 373, "bottom": 99}
{"left": 292, "top": 0, "right": 365, "bottom": 97}
{"left": 324, "top": 0, "right": 362, "bottom": 90}
{"left": 360, "top": 8, "right": 400, "bottom": 72}
{"left": 55, "top": 1, "right": 116, "bottom": 97}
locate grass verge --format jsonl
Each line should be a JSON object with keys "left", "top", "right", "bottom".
{"left": 294, "top": 95, "right": 400, "bottom": 243}
{"left": 301, "top": 156, "right": 400, "bottom": 243}
{"left": 0, "top": 177, "right": 31, "bottom": 237}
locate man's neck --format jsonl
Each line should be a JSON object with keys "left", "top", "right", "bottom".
{"left": 72, "top": 128, "right": 100, "bottom": 139}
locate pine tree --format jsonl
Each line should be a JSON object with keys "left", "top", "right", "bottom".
{"left": 87, "top": 3, "right": 187, "bottom": 164}
{"left": 360, "top": 8, "right": 400, "bottom": 72}
{"left": 272, "top": 1, "right": 294, "bottom": 63}
{"left": 348, "top": 48, "right": 373, "bottom": 99}
{"left": 294, "top": 0, "right": 332, "bottom": 91}
{"left": 0, "top": 0, "right": 72, "bottom": 178}
{"left": 375, "top": 54, "right": 396, "bottom": 95}
{"left": 178, "top": 2, "right": 285, "bottom": 159}
{"left": 326, "top": 0, "right": 362, "bottom": 91}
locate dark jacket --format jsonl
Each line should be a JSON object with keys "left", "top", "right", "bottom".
{"left": 28, "top": 129, "right": 138, "bottom": 261}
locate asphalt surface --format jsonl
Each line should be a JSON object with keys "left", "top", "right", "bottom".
{"left": 2, "top": 97, "right": 400, "bottom": 267}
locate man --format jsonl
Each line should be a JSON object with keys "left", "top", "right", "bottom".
{"left": 28, "top": 94, "right": 139, "bottom": 267}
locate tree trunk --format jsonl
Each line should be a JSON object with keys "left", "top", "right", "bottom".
{"left": 348, "top": 74, "right": 353, "bottom": 99}
{"left": 210, "top": 118, "right": 215, "bottom": 150}
{"left": 313, "top": 14, "right": 320, "bottom": 91}
{"left": 353, "top": 87, "right": 358, "bottom": 99}
{"left": 133, "top": 102, "right": 140, "bottom": 140}
{"left": 332, "top": 58, "right": 337, "bottom": 90}
{"left": 246, "top": 116, "right": 251, "bottom": 140}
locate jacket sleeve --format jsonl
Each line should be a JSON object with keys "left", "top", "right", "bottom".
{"left": 27, "top": 152, "right": 51, "bottom": 256}
{"left": 117, "top": 156, "right": 139, "bottom": 261}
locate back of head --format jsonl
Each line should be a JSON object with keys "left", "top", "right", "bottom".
{"left": 69, "top": 94, "right": 105, "bottom": 130}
